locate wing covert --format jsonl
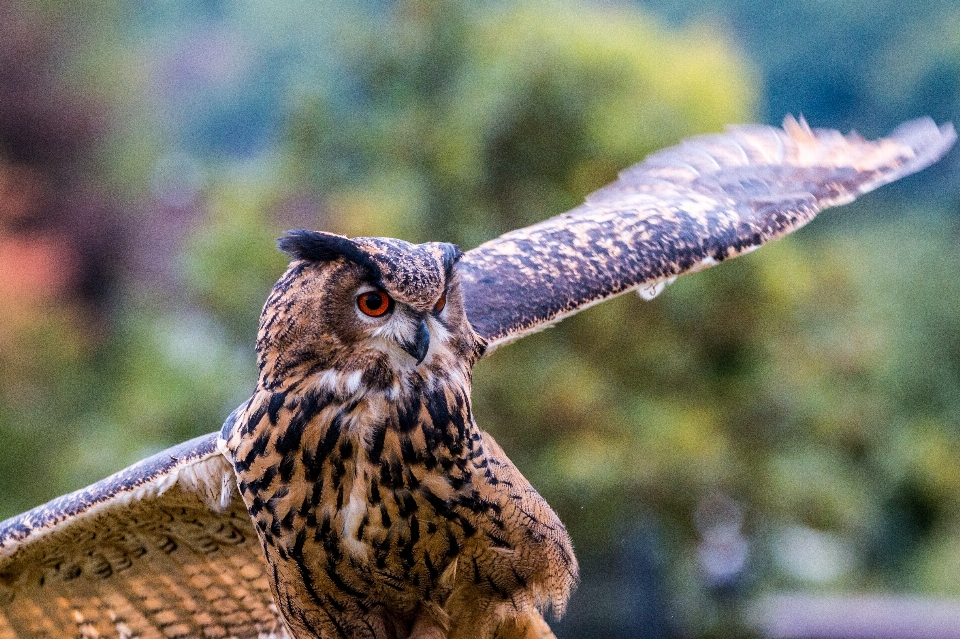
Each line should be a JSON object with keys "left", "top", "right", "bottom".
{"left": 0, "top": 433, "right": 285, "bottom": 639}
{"left": 459, "top": 116, "right": 956, "bottom": 352}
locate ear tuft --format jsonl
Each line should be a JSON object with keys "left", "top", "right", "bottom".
{"left": 440, "top": 243, "right": 463, "bottom": 277}
{"left": 278, "top": 230, "right": 353, "bottom": 261}
{"left": 278, "top": 230, "right": 381, "bottom": 279}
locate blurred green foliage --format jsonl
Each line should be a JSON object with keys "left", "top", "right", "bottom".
{"left": 0, "top": 0, "right": 958, "bottom": 637}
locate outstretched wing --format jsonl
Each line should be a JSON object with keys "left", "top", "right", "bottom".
{"left": 459, "top": 116, "right": 956, "bottom": 352}
{"left": 0, "top": 433, "right": 285, "bottom": 639}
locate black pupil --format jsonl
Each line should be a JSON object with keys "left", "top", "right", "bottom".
{"left": 365, "top": 293, "right": 383, "bottom": 310}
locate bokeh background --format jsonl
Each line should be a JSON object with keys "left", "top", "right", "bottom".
{"left": 1, "top": 0, "right": 959, "bottom": 637}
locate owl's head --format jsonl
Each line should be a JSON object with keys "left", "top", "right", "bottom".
{"left": 255, "top": 229, "right": 483, "bottom": 392}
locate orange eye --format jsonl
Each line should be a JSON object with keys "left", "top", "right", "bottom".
{"left": 433, "top": 293, "right": 446, "bottom": 313}
{"left": 357, "top": 291, "right": 393, "bottom": 317}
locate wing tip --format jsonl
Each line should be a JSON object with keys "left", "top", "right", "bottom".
{"left": 888, "top": 117, "right": 957, "bottom": 169}
{"left": 775, "top": 114, "right": 956, "bottom": 197}
{"left": 862, "top": 117, "right": 956, "bottom": 193}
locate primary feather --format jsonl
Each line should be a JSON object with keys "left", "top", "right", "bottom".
{"left": 459, "top": 117, "right": 955, "bottom": 351}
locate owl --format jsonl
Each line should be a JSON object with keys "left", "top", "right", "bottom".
{"left": 217, "top": 231, "right": 575, "bottom": 639}
{"left": 0, "top": 117, "right": 954, "bottom": 639}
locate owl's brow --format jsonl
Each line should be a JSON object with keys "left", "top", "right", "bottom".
{"left": 278, "top": 229, "right": 383, "bottom": 281}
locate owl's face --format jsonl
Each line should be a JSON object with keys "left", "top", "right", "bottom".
{"left": 255, "top": 230, "right": 482, "bottom": 394}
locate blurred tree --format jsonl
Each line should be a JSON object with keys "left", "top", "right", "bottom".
{"left": 279, "top": 0, "right": 755, "bottom": 245}
{"left": 0, "top": 0, "right": 125, "bottom": 513}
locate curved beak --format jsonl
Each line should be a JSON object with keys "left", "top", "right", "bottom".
{"left": 400, "top": 317, "right": 431, "bottom": 364}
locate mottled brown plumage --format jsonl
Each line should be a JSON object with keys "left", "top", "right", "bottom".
{"left": 0, "top": 435, "right": 285, "bottom": 639}
{"left": 219, "top": 234, "right": 575, "bottom": 638}
{"left": 0, "top": 117, "right": 955, "bottom": 639}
